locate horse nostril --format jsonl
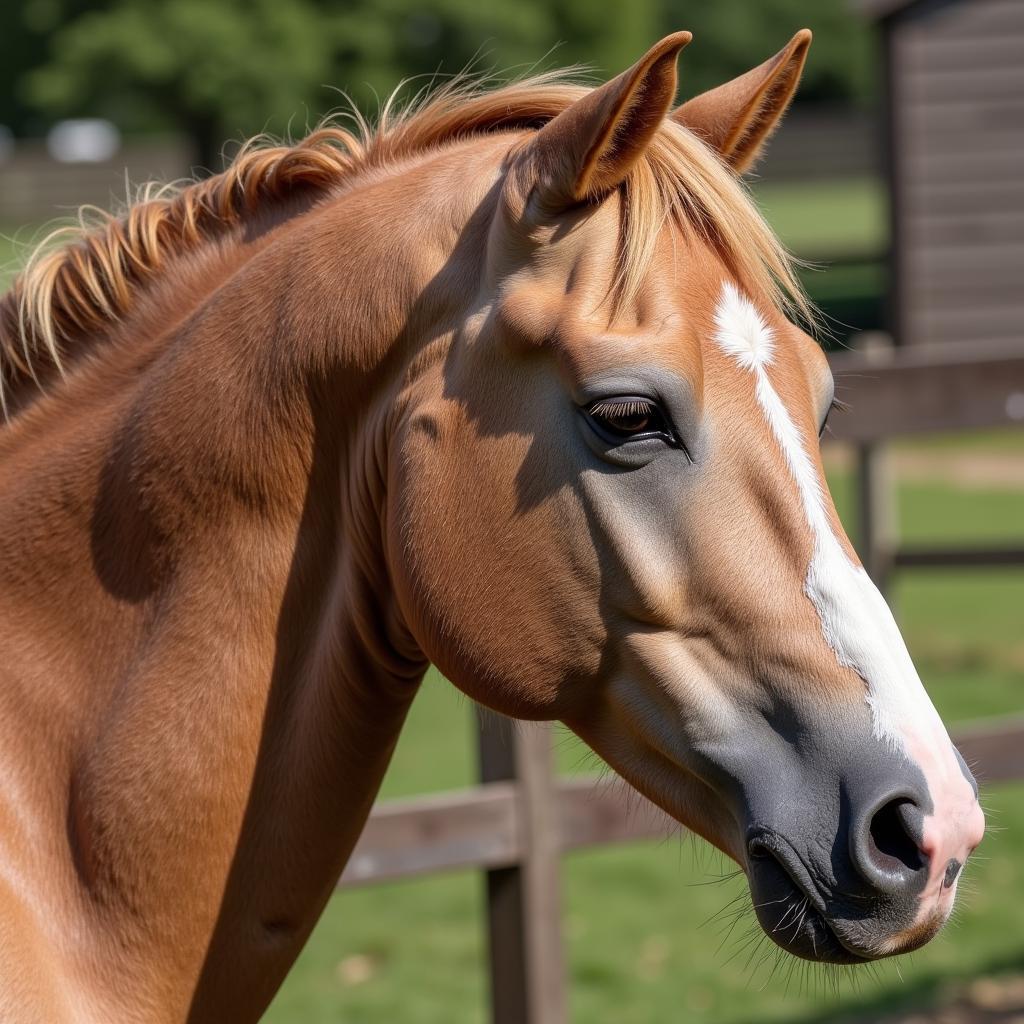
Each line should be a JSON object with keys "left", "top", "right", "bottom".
{"left": 853, "top": 796, "right": 928, "bottom": 894}
{"left": 943, "top": 858, "right": 962, "bottom": 889}
{"left": 870, "top": 798, "right": 925, "bottom": 872}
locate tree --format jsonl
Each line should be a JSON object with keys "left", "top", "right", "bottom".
{"left": 22, "top": 0, "right": 657, "bottom": 170}
{"left": 0, "top": 1, "right": 52, "bottom": 134}
{"left": 21, "top": 0, "right": 867, "bottom": 169}
{"left": 25, "top": 0, "right": 344, "bottom": 169}
{"left": 659, "top": 0, "right": 873, "bottom": 106}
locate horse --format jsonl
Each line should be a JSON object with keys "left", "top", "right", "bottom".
{"left": 0, "top": 28, "right": 984, "bottom": 1022}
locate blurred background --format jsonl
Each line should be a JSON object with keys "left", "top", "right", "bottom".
{"left": 1, "top": 1, "right": 1021, "bottom": 1022}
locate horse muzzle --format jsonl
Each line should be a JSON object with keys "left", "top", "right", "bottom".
{"left": 743, "top": 749, "right": 984, "bottom": 963}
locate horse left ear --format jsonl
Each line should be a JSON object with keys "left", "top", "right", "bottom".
{"left": 672, "top": 29, "right": 811, "bottom": 174}
{"left": 516, "top": 31, "right": 692, "bottom": 213}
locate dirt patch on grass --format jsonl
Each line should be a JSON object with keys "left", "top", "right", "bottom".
{"left": 843, "top": 972, "right": 1024, "bottom": 1024}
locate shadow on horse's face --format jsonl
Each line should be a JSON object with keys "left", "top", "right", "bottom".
{"left": 390, "top": 33, "right": 984, "bottom": 965}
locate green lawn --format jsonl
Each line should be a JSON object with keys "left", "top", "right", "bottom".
{"left": 750, "top": 177, "right": 889, "bottom": 345}
{"left": 892, "top": 426, "right": 1024, "bottom": 457}
{"left": 0, "top": 225, "right": 41, "bottom": 290}
{"left": 265, "top": 460, "right": 1024, "bottom": 1024}
{"left": 751, "top": 177, "right": 887, "bottom": 260}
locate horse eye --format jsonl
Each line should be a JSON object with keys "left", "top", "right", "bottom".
{"left": 587, "top": 397, "right": 671, "bottom": 441}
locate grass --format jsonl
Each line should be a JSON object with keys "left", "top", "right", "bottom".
{"left": 892, "top": 426, "right": 1024, "bottom": 456}
{"left": 750, "top": 177, "right": 887, "bottom": 260}
{"left": 264, "top": 456, "right": 1024, "bottom": 1024}
{"left": 0, "top": 224, "right": 42, "bottom": 290}
{"left": 750, "top": 177, "right": 889, "bottom": 346}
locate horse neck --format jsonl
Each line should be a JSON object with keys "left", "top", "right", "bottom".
{"left": 0, "top": 156, "right": 492, "bottom": 1014}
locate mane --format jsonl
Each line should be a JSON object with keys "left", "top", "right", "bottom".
{"left": 0, "top": 71, "right": 808, "bottom": 415}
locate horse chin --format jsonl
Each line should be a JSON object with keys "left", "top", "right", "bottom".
{"left": 746, "top": 850, "right": 873, "bottom": 964}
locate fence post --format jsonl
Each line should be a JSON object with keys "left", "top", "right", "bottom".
{"left": 477, "top": 708, "right": 566, "bottom": 1024}
{"left": 849, "top": 331, "right": 899, "bottom": 597}
{"left": 855, "top": 440, "right": 897, "bottom": 597}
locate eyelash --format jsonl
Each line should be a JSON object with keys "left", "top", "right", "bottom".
{"left": 819, "top": 396, "right": 845, "bottom": 438}
{"left": 585, "top": 396, "right": 690, "bottom": 457}
{"left": 588, "top": 398, "right": 661, "bottom": 422}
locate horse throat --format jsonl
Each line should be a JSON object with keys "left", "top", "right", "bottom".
{"left": 0, "top": 231, "right": 429, "bottom": 1020}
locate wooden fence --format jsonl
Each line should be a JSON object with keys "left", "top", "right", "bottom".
{"left": 337, "top": 337, "right": 1024, "bottom": 1024}
{"left": 0, "top": 139, "right": 193, "bottom": 224}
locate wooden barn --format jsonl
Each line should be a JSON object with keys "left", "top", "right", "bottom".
{"left": 860, "top": 0, "right": 1024, "bottom": 348}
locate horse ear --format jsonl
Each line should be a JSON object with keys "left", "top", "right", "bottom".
{"left": 671, "top": 29, "right": 811, "bottom": 174}
{"left": 520, "top": 32, "right": 692, "bottom": 212}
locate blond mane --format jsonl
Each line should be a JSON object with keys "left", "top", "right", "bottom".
{"left": 0, "top": 71, "right": 808, "bottom": 414}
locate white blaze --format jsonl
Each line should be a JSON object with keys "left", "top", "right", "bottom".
{"left": 712, "top": 282, "right": 948, "bottom": 752}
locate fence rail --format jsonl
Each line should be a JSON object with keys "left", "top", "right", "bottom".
{"left": 340, "top": 717, "right": 1024, "bottom": 891}
{"left": 340, "top": 339, "right": 1024, "bottom": 1024}
{"left": 827, "top": 338, "right": 1024, "bottom": 442}
{"left": 0, "top": 139, "right": 194, "bottom": 224}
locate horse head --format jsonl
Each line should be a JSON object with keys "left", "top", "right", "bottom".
{"left": 391, "top": 31, "right": 984, "bottom": 964}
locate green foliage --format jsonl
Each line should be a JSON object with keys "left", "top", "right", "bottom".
{"left": 16, "top": 0, "right": 657, "bottom": 165}
{"left": 0, "top": 2, "right": 50, "bottom": 134}
{"left": 11, "top": 0, "right": 871, "bottom": 165}
{"left": 660, "top": 0, "right": 875, "bottom": 104}
{"left": 23, "top": 0, "right": 343, "bottom": 165}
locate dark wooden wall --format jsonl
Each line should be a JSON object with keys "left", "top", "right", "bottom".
{"left": 885, "top": 0, "right": 1024, "bottom": 346}
{"left": 757, "top": 109, "right": 878, "bottom": 182}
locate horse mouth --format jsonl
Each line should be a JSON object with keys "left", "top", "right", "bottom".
{"left": 747, "top": 836, "right": 876, "bottom": 965}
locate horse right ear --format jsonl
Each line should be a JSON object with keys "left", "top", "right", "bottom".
{"left": 671, "top": 30, "right": 811, "bottom": 174}
{"left": 512, "top": 32, "right": 691, "bottom": 216}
